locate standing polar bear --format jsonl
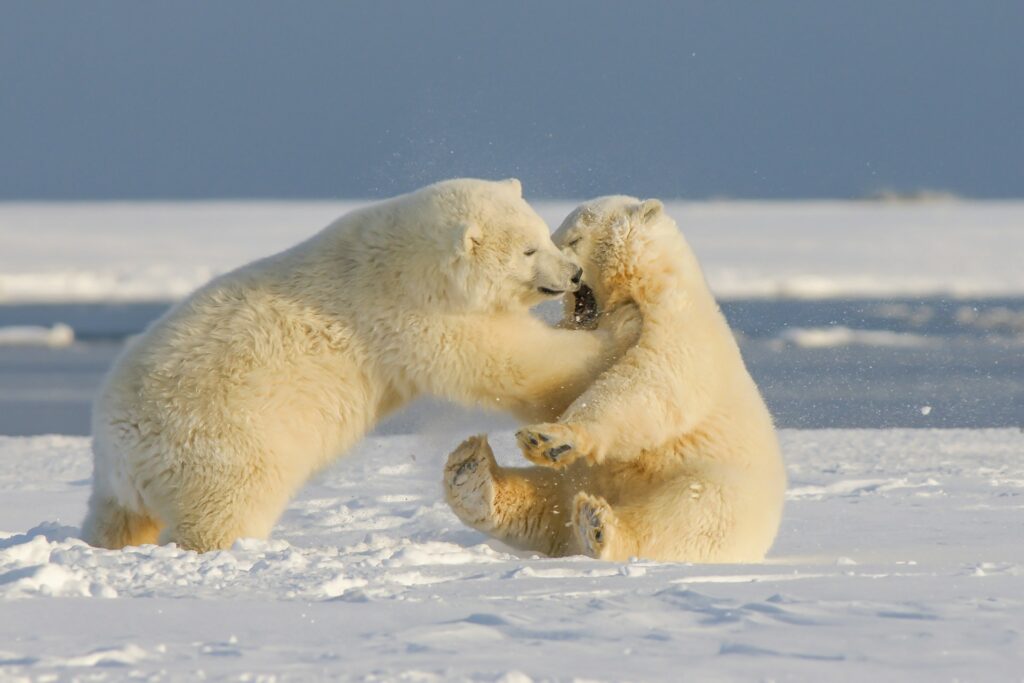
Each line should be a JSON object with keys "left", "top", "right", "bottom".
{"left": 444, "top": 196, "right": 786, "bottom": 562}
{"left": 84, "top": 179, "right": 637, "bottom": 552}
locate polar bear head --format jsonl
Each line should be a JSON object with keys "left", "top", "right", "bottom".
{"left": 553, "top": 195, "right": 701, "bottom": 327}
{"left": 392, "top": 178, "right": 583, "bottom": 313}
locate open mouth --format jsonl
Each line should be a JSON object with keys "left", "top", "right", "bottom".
{"left": 572, "top": 283, "right": 599, "bottom": 328}
{"left": 538, "top": 286, "right": 565, "bottom": 296}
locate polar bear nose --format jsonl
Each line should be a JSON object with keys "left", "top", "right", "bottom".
{"left": 571, "top": 267, "right": 583, "bottom": 286}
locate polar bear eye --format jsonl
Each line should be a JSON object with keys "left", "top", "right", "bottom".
{"left": 523, "top": 248, "right": 537, "bottom": 256}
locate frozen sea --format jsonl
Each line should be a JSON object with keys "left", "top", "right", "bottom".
{"left": 0, "top": 201, "right": 1022, "bottom": 681}
{"left": 0, "top": 296, "right": 1022, "bottom": 437}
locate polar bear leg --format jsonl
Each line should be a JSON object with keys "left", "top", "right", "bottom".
{"left": 515, "top": 422, "right": 590, "bottom": 468}
{"left": 444, "top": 435, "right": 499, "bottom": 529}
{"left": 572, "top": 491, "right": 631, "bottom": 560}
{"left": 572, "top": 484, "right": 705, "bottom": 562}
{"left": 154, "top": 470, "right": 295, "bottom": 553}
{"left": 82, "top": 493, "right": 161, "bottom": 549}
{"left": 444, "top": 435, "right": 574, "bottom": 556}
{"left": 159, "top": 494, "right": 289, "bottom": 553}
{"left": 159, "top": 506, "right": 278, "bottom": 553}
{"left": 574, "top": 475, "right": 740, "bottom": 563}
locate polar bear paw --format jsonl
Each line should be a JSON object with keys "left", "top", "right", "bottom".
{"left": 601, "top": 301, "right": 643, "bottom": 350}
{"left": 573, "top": 492, "right": 616, "bottom": 559}
{"left": 515, "top": 423, "right": 581, "bottom": 468}
{"left": 444, "top": 435, "right": 499, "bottom": 528}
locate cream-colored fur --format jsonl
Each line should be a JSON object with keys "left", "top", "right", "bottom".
{"left": 445, "top": 196, "right": 786, "bottom": 563}
{"left": 83, "top": 179, "right": 637, "bottom": 552}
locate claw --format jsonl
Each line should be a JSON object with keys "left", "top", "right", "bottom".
{"left": 546, "top": 444, "right": 572, "bottom": 461}
{"left": 574, "top": 493, "right": 612, "bottom": 558}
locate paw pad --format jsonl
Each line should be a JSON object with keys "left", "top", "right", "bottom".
{"left": 451, "top": 458, "right": 478, "bottom": 486}
{"left": 545, "top": 444, "right": 572, "bottom": 462}
{"left": 574, "top": 493, "right": 614, "bottom": 558}
{"left": 515, "top": 424, "right": 579, "bottom": 468}
{"left": 444, "top": 436, "right": 498, "bottom": 526}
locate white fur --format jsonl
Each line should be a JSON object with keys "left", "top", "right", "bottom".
{"left": 445, "top": 196, "right": 786, "bottom": 563}
{"left": 82, "top": 178, "right": 636, "bottom": 552}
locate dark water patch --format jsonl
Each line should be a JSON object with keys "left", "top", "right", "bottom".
{"left": 743, "top": 340, "right": 1023, "bottom": 429}
{"left": 722, "top": 297, "right": 1024, "bottom": 340}
{"left": 3, "top": 297, "right": 1023, "bottom": 342}
{"left": 0, "top": 299, "right": 1020, "bottom": 435}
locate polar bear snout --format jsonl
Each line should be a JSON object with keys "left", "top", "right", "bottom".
{"left": 554, "top": 264, "right": 584, "bottom": 293}
{"left": 533, "top": 251, "right": 584, "bottom": 297}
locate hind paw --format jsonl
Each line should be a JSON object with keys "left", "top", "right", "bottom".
{"left": 573, "top": 492, "right": 616, "bottom": 559}
{"left": 444, "top": 435, "right": 498, "bottom": 527}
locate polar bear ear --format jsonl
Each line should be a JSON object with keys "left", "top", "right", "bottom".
{"left": 455, "top": 221, "right": 484, "bottom": 256}
{"left": 633, "top": 199, "right": 664, "bottom": 224}
{"left": 501, "top": 178, "right": 523, "bottom": 196}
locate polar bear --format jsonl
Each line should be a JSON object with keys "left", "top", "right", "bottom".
{"left": 444, "top": 196, "right": 786, "bottom": 562}
{"left": 83, "top": 179, "right": 638, "bottom": 552}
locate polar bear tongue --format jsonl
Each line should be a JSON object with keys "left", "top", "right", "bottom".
{"left": 572, "top": 284, "right": 599, "bottom": 328}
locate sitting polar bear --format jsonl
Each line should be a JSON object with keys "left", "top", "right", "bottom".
{"left": 83, "top": 179, "right": 638, "bottom": 552}
{"left": 444, "top": 196, "right": 786, "bottom": 563}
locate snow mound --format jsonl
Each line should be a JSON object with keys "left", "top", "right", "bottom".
{"left": 0, "top": 323, "right": 74, "bottom": 347}
{"left": 0, "top": 267, "right": 214, "bottom": 303}
{"left": 2, "top": 200, "right": 1024, "bottom": 302}
{"left": 774, "top": 326, "right": 936, "bottom": 348}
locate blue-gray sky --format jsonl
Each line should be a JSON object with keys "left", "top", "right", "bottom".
{"left": 1, "top": 1, "right": 1021, "bottom": 199}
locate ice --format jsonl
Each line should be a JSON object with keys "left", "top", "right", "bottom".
{"left": 0, "top": 322, "right": 74, "bottom": 347}
{"left": 2, "top": 200, "right": 1023, "bottom": 302}
{"left": 774, "top": 325, "right": 936, "bottom": 348}
{"left": 1, "top": 199, "right": 1021, "bottom": 678}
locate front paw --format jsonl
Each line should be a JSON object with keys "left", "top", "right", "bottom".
{"left": 515, "top": 423, "right": 580, "bottom": 468}
{"left": 601, "top": 302, "right": 642, "bottom": 350}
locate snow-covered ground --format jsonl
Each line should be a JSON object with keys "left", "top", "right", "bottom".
{"left": 1, "top": 200, "right": 1022, "bottom": 302}
{"left": 1, "top": 199, "right": 1021, "bottom": 680}
{"left": 1, "top": 429, "right": 1022, "bottom": 681}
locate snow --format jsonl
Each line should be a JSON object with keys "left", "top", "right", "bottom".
{"left": 0, "top": 323, "right": 74, "bottom": 347}
{"left": 1, "top": 429, "right": 1022, "bottom": 681}
{"left": 2, "top": 200, "right": 1023, "bottom": 302}
{"left": 1, "top": 198, "right": 1020, "bottom": 678}
{"left": 774, "top": 326, "right": 935, "bottom": 349}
